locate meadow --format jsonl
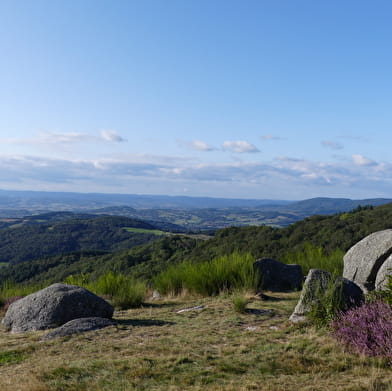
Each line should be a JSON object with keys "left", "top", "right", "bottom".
{"left": 1, "top": 292, "right": 391, "bottom": 391}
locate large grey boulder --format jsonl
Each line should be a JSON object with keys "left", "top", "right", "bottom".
{"left": 289, "top": 269, "right": 364, "bottom": 323}
{"left": 42, "top": 317, "right": 116, "bottom": 340}
{"left": 343, "top": 229, "right": 392, "bottom": 291}
{"left": 289, "top": 269, "right": 331, "bottom": 323}
{"left": 2, "top": 283, "right": 114, "bottom": 333}
{"left": 254, "top": 258, "right": 303, "bottom": 292}
{"left": 375, "top": 254, "right": 392, "bottom": 291}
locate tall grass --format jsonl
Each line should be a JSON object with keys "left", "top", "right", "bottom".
{"left": 282, "top": 243, "right": 344, "bottom": 276}
{"left": 153, "top": 252, "right": 258, "bottom": 296}
{"left": 65, "top": 271, "right": 146, "bottom": 309}
{"left": 0, "top": 280, "right": 45, "bottom": 307}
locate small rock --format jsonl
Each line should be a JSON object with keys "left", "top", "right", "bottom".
{"left": 42, "top": 317, "right": 116, "bottom": 340}
{"left": 176, "top": 305, "right": 205, "bottom": 314}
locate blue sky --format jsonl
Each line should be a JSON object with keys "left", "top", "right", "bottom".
{"left": 0, "top": 0, "right": 391, "bottom": 200}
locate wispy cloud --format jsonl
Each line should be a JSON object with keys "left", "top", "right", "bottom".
{"left": 100, "top": 130, "right": 126, "bottom": 142}
{"left": 178, "top": 139, "right": 216, "bottom": 151}
{"left": 222, "top": 140, "right": 260, "bottom": 153}
{"left": 261, "top": 134, "right": 284, "bottom": 141}
{"left": 0, "top": 130, "right": 127, "bottom": 145}
{"left": 321, "top": 140, "right": 344, "bottom": 150}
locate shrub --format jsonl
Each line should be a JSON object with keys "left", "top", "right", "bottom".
{"left": 64, "top": 271, "right": 147, "bottom": 309}
{"left": 153, "top": 252, "right": 258, "bottom": 296}
{"left": 307, "top": 277, "right": 355, "bottom": 328}
{"left": 109, "top": 277, "right": 146, "bottom": 309}
{"left": 232, "top": 294, "right": 249, "bottom": 313}
{"left": 282, "top": 243, "right": 344, "bottom": 276}
{"left": 330, "top": 301, "right": 392, "bottom": 361}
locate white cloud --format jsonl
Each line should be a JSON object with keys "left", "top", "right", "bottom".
{"left": 100, "top": 130, "right": 126, "bottom": 142}
{"left": 222, "top": 140, "right": 259, "bottom": 153}
{"left": 189, "top": 140, "right": 215, "bottom": 151}
{"left": 0, "top": 152, "right": 391, "bottom": 198}
{"left": 321, "top": 140, "right": 344, "bottom": 150}
{"left": 352, "top": 154, "right": 376, "bottom": 166}
{"left": 177, "top": 139, "right": 215, "bottom": 151}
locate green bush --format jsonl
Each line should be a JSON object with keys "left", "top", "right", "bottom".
{"left": 154, "top": 252, "right": 258, "bottom": 296}
{"left": 65, "top": 271, "right": 146, "bottom": 309}
{"left": 282, "top": 243, "right": 344, "bottom": 276}
{"left": 307, "top": 277, "right": 351, "bottom": 328}
{"left": 232, "top": 293, "right": 249, "bottom": 313}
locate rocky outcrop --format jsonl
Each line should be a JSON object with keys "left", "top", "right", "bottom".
{"left": 253, "top": 258, "right": 303, "bottom": 292}
{"left": 42, "top": 317, "right": 116, "bottom": 340}
{"left": 289, "top": 269, "right": 331, "bottom": 323}
{"left": 289, "top": 269, "right": 364, "bottom": 323}
{"left": 2, "top": 283, "right": 114, "bottom": 333}
{"left": 343, "top": 229, "right": 392, "bottom": 291}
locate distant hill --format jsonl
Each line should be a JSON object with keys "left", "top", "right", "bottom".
{"left": 281, "top": 197, "right": 392, "bottom": 215}
{"left": 0, "top": 189, "right": 290, "bottom": 211}
{"left": 0, "top": 190, "right": 391, "bottom": 229}
{"left": 0, "top": 214, "right": 168, "bottom": 265}
{"left": 3, "top": 202, "right": 392, "bottom": 286}
{"left": 86, "top": 197, "right": 392, "bottom": 230}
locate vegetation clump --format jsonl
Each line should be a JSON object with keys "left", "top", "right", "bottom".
{"left": 153, "top": 252, "right": 258, "bottom": 296}
{"left": 65, "top": 271, "right": 146, "bottom": 309}
{"left": 330, "top": 300, "right": 392, "bottom": 362}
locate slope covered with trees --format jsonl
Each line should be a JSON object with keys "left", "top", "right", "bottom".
{"left": 0, "top": 215, "right": 167, "bottom": 265}
{"left": 1, "top": 203, "right": 392, "bottom": 286}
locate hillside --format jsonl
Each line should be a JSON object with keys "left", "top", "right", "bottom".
{"left": 2, "top": 203, "right": 392, "bottom": 286}
{"left": 0, "top": 214, "right": 168, "bottom": 265}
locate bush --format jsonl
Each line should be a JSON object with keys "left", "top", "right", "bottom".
{"left": 153, "top": 252, "right": 258, "bottom": 296}
{"left": 282, "top": 243, "right": 344, "bottom": 276}
{"left": 331, "top": 301, "right": 392, "bottom": 361}
{"left": 232, "top": 294, "right": 249, "bottom": 313}
{"left": 307, "top": 277, "right": 354, "bottom": 328}
{"left": 64, "top": 271, "right": 146, "bottom": 309}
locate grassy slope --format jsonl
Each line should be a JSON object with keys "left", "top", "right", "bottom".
{"left": 0, "top": 293, "right": 391, "bottom": 391}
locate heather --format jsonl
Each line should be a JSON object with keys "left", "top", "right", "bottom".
{"left": 331, "top": 300, "right": 392, "bottom": 362}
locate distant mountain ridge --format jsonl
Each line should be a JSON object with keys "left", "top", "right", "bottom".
{"left": 0, "top": 190, "right": 391, "bottom": 229}
{"left": 0, "top": 189, "right": 290, "bottom": 210}
{"left": 0, "top": 189, "right": 390, "bottom": 213}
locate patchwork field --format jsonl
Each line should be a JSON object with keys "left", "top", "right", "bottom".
{"left": 0, "top": 292, "right": 391, "bottom": 391}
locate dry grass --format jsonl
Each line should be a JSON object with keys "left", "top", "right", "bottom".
{"left": 0, "top": 292, "right": 391, "bottom": 391}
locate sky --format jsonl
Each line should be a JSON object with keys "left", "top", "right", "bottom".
{"left": 0, "top": 0, "right": 391, "bottom": 200}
